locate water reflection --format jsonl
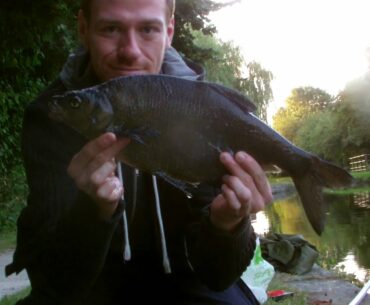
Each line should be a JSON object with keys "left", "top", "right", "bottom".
{"left": 251, "top": 191, "right": 370, "bottom": 283}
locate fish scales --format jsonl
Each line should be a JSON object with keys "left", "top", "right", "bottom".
{"left": 49, "top": 74, "right": 354, "bottom": 235}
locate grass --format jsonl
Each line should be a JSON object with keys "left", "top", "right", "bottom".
{"left": 0, "top": 230, "right": 16, "bottom": 253}
{"left": 0, "top": 285, "right": 306, "bottom": 305}
{"left": 265, "top": 276, "right": 307, "bottom": 305}
{"left": 352, "top": 170, "right": 370, "bottom": 180}
{"left": 269, "top": 170, "right": 370, "bottom": 196}
{"left": 325, "top": 170, "right": 370, "bottom": 195}
{"left": 0, "top": 287, "right": 30, "bottom": 305}
{"left": 325, "top": 186, "right": 370, "bottom": 195}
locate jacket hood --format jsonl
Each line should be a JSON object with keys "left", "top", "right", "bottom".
{"left": 59, "top": 47, "right": 205, "bottom": 90}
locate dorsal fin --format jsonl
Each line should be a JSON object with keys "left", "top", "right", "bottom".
{"left": 206, "top": 82, "right": 257, "bottom": 113}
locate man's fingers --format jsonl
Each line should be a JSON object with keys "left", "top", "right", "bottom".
{"left": 96, "top": 177, "right": 123, "bottom": 203}
{"left": 89, "top": 136, "right": 130, "bottom": 168}
{"left": 91, "top": 160, "right": 116, "bottom": 186}
{"left": 221, "top": 183, "right": 241, "bottom": 211}
{"left": 68, "top": 134, "right": 129, "bottom": 180}
{"left": 220, "top": 152, "right": 253, "bottom": 187}
{"left": 69, "top": 133, "right": 117, "bottom": 174}
{"left": 222, "top": 175, "right": 251, "bottom": 204}
{"left": 235, "top": 152, "right": 273, "bottom": 204}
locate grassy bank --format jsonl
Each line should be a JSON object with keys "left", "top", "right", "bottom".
{"left": 352, "top": 170, "right": 370, "bottom": 180}
{"left": 0, "top": 284, "right": 306, "bottom": 305}
{"left": 269, "top": 170, "right": 370, "bottom": 195}
{"left": 265, "top": 277, "right": 307, "bottom": 305}
{"left": 0, "top": 288, "right": 30, "bottom": 305}
{"left": 0, "top": 231, "right": 16, "bottom": 253}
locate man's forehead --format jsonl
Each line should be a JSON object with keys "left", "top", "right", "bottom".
{"left": 90, "top": 0, "right": 168, "bottom": 23}
{"left": 91, "top": 0, "right": 167, "bottom": 14}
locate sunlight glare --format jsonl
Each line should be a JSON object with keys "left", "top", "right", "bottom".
{"left": 211, "top": 0, "right": 370, "bottom": 119}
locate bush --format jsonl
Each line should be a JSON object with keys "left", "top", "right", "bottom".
{"left": 0, "top": 164, "right": 28, "bottom": 232}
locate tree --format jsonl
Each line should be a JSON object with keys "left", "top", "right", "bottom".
{"left": 193, "top": 31, "right": 274, "bottom": 121}
{"left": 238, "top": 62, "right": 274, "bottom": 122}
{"left": 273, "top": 87, "right": 333, "bottom": 143}
{"left": 0, "top": 1, "right": 79, "bottom": 175}
{"left": 172, "top": 0, "right": 237, "bottom": 64}
{"left": 294, "top": 110, "right": 346, "bottom": 163}
{"left": 332, "top": 76, "right": 370, "bottom": 157}
{"left": 192, "top": 31, "right": 244, "bottom": 88}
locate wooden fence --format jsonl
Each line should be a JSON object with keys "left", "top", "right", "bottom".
{"left": 348, "top": 154, "right": 370, "bottom": 172}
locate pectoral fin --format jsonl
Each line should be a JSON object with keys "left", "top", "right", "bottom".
{"left": 155, "top": 172, "right": 199, "bottom": 198}
{"left": 107, "top": 125, "right": 160, "bottom": 145}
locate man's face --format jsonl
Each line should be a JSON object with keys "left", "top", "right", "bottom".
{"left": 78, "top": 0, "right": 174, "bottom": 82}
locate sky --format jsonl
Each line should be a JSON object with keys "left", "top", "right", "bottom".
{"left": 210, "top": 0, "right": 370, "bottom": 120}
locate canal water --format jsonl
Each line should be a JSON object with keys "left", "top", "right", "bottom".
{"left": 251, "top": 189, "right": 370, "bottom": 284}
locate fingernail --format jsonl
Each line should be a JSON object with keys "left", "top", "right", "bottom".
{"left": 220, "top": 152, "right": 231, "bottom": 162}
{"left": 235, "top": 152, "right": 245, "bottom": 162}
{"left": 236, "top": 152, "right": 250, "bottom": 163}
{"left": 101, "top": 134, "right": 115, "bottom": 146}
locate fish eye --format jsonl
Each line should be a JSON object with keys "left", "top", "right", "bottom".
{"left": 69, "top": 96, "right": 82, "bottom": 109}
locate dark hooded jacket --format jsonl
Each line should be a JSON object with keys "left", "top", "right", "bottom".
{"left": 6, "top": 47, "right": 258, "bottom": 305}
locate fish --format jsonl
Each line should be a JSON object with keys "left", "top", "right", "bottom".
{"left": 49, "top": 74, "right": 354, "bottom": 235}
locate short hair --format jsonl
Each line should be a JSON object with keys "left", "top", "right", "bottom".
{"left": 81, "top": 0, "right": 175, "bottom": 22}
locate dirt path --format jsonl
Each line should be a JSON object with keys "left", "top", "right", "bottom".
{"left": 275, "top": 264, "right": 370, "bottom": 305}
{"left": 0, "top": 250, "right": 29, "bottom": 300}
{"left": 1, "top": 249, "right": 369, "bottom": 304}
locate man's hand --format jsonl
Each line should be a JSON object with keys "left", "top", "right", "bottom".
{"left": 210, "top": 151, "right": 273, "bottom": 232}
{"left": 68, "top": 132, "right": 130, "bottom": 220}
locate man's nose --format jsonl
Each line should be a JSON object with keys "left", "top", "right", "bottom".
{"left": 117, "top": 31, "right": 141, "bottom": 60}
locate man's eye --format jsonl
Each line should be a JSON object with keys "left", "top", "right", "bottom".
{"left": 142, "top": 26, "right": 153, "bottom": 34}
{"left": 140, "top": 26, "right": 160, "bottom": 35}
{"left": 103, "top": 26, "right": 118, "bottom": 33}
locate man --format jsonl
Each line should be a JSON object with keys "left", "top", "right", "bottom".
{"left": 6, "top": 0, "right": 272, "bottom": 304}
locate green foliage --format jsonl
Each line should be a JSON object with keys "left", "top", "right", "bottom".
{"left": 273, "top": 74, "right": 370, "bottom": 165}
{"left": 332, "top": 76, "right": 370, "bottom": 156}
{"left": 0, "top": 230, "right": 17, "bottom": 252}
{"left": 0, "top": 1, "right": 79, "bottom": 83}
{"left": 238, "top": 62, "right": 274, "bottom": 122}
{"left": 294, "top": 110, "right": 346, "bottom": 162}
{"left": 0, "top": 1, "right": 78, "bottom": 231}
{"left": 193, "top": 31, "right": 274, "bottom": 121}
{"left": 192, "top": 31, "right": 244, "bottom": 87}
{"left": 0, "top": 164, "right": 28, "bottom": 232}
{"left": 0, "top": 79, "right": 45, "bottom": 173}
{"left": 0, "top": 1, "right": 80, "bottom": 176}
{"left": 273, "top": 87, "right": 333, "bottom": 143}
{"left": 173, "top": 0, "right": 223, "bottom": 64}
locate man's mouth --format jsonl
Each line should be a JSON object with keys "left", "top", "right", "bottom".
{"left": 110, "top": 67, "right": 147, "bottom": 76}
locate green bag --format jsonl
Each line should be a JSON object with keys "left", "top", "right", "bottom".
{"left": 260, "top": 233, "right": 319, "bottom": 275}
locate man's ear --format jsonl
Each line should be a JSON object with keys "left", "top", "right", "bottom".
{"left": 166, "top": 17, "right": 175, "bottom": 47}
{"left": 78, "top": 9, "right": 89, "bottom": 48}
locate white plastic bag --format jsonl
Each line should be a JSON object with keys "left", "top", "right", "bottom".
{"left": 241, "top": 237, "right": 275, "bottom": 304}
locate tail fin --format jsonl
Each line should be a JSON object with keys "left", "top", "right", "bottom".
{"left": 293, "top": 157, "right": 353, "bottom": 235}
